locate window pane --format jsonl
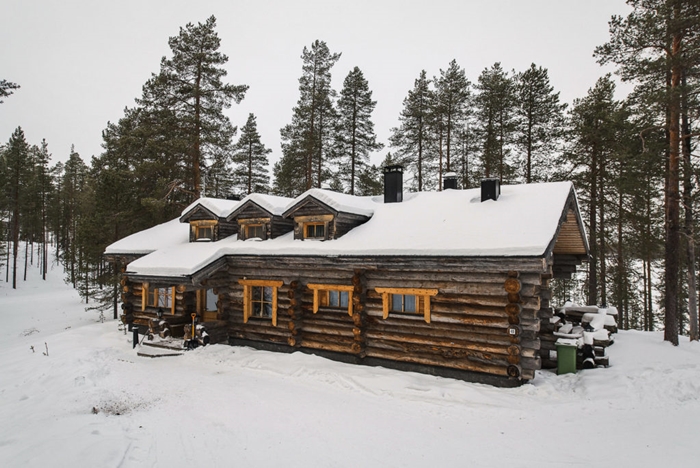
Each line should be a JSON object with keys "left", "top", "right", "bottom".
{"left": 404, "top": 295, "right": 416, "bottom": 313}
{"left": 329, "top": 290, "right": 339, "bottom": 307}
{"left": 248, "top": 225, "right": 263, "bottom": 239}
{"left": 340, "top": 291, "right": 349, "bottom": 308}
{"left": 263, "top": 303, "right": 272, "bottom": 318}
{"left": 252, "top": 302, "right": 262, "bottom": 317}
{"left": 263, "top": 286, "right": 273, "bottom": 303}
{"left": 306, "top": 224, "right": 314, "bottom": 238}
{"left": 206, "top": 289, "right": 217, "bottom": 311}
{"left": 392, "top": 294, "right": 402, "bottom": 312}
{"left": 316, "top": 224, "right": 325, "bottom": 238}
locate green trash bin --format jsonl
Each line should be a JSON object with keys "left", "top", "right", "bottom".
{"left": 556, "top": 341, "right": 577, "bottom": 375}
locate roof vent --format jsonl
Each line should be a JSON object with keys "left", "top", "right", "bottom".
{"left": 383, "top": 165, "right": 403, "bottom": 203}
{"left": 443, "top": 172, "right": 458, "bottom": 190}
{"left": 481, "top": 178, "right": 500, "bottom": 202}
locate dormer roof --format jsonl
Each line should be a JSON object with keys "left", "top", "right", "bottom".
{"left": 282, "top": 188, "right": 376, "bottom": 218}
{"left": 227, "top": 193, "right": 294, "bottom": 220}
{"left": 180, "top": 197, "right": 240, "bottom": 223}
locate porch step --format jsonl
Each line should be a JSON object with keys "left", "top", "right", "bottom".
{"left": 137, "top": 337, "right": 185, "bottom": 358}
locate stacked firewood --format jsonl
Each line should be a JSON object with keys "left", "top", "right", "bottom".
{"left": 184, "top": 321, "right": 228, "bottom": 345}
{"left": 551, "top": 303, "right": 618, "bottom": 369}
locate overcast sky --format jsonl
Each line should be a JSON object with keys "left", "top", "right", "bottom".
{"left": 1, "top": 0, "right": 632, "bottom": 168}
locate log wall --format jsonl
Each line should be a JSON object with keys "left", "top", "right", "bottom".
{"left": 215, "top": 255, "right": 549, "bottom": 385}
{"left": 122, "top": 255, "right": 553, "bottom": 385}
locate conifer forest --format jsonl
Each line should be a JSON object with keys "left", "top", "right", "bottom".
{"left": 2, "top": 1, "right": 700, "bottom": 345}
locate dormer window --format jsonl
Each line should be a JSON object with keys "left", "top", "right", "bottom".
{"left": 190, "top": 220, "right": 218, "bottom": 242}
{"left": 196, "top": 225, "right": 213, "bottom": 241}
{"left": 246, "top": 224, "right": 265, "bottom": 239}
{"left": 305, "top": 223, "right": 326, "bottom": 240}
{"left": 238, "top": 218, "right": 270, "bottom": 241}
{"left": 294, "top": 214, "right": 333, "bottom": 241}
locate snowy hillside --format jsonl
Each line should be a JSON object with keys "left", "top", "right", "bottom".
{"left": 1, "top": 257, "right": 699, "bottom": 467}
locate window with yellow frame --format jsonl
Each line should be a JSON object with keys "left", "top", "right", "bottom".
{"left": 191, "top": 221, "right": 217, "bottom": 241}
{"left": 307, "top": 283, "right": 354, "bottom": 316}
{"left": 141, "top": 283, "right": 176, "bottom": 314}
{"left": 304, "top": 222, "right": 326, "bottom": 239}
{"left": 238, "top": 279, "right": 283, "bottom": 326}
{"left": 246, "top": 224, "right": 265, "bottom": 239}
{"left": 375, "top": 287, "right": 438, "bottom": 323}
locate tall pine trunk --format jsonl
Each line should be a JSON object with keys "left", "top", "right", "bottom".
{"left": 588, "top": 144, "right": 598, "bottom": 306}
{"left": 682, "top": 70, "right": 698, "bottom": 341}
{"left": 664, "top": 17, "right": 682, "bottom": 346}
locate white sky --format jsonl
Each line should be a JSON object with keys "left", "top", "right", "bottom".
{"left": 1, "top": 0, "right": 631, "bottom": 167}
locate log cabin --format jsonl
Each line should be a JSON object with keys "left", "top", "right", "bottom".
{"left": 105, "top": 167, "right": 589, "bottom": 387}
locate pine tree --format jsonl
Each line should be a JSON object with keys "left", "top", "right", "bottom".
{"left": 474, "top": 63, "right": 517, "bottom": 182}
{"left": 389, "top": 70, "right": 435, "bottom": 191}
{"left": 433, "top": 60, "right": 471, "bottom": 186}
{"left": 335, "top": 67, "right": 382, "bottom": 194}
{"left": 514, "top": 64, "right": 567, "bottom": 183}
{"left": 35, "top": 140, "right": 52, "bottom": 280}
{"left": 355, "top": 164, "right": 383, "bottom": 196}
{"left": 566, "top": 76, "right": 624, "bottom": 307}
{"left": 277, "top": 40, "right": 341, "bottom": 195}
{"left": 138, "top": 16, "right": 248, "bottom": 201}
{"left": 232, "top": 113, "right": 271, "bottom": 195}
{"left": 595, "top": 0, "right": 700, "bottom": 345}
{"left": 59, "top": 146, "right": 89, "bottom": 288}
{"left": 1, "top": 127, "right": 30, "bottom": 288}
{"left": 0, "top": 79, "right": 20, "bottom": 103}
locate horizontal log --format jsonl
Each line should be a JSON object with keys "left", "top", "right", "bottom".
{"left": 229, "top": 322, "right": 290, "bottom": 337}
{"left": 229, "top": 330, "right": 289, "bottom": 345}
{"left": 364, "top": 347, "right": 510, "bottom": 376}
{"left": 367, "top": 320, "right": 514, "bottom": 345}
{"left": 520, "top": 356, "right": 542, "bottom": 371}
{"left": 367, "top": 279, "right": 538, "bottom": 297}
{"left": 365, "top": 330, "right": 513, "bottom": 355}
{"left": 300, "top": 324, "right": 355, "bottom": 338}
{"left": 365, "top": 338, "right": 511, "bottom": 368}
{"left": 366, "top": 290, "right": 540, "bottom": 310}
{"left": 302, "top": 331, "right": 356, "bottom": 346}
{"left": 227, "top": 255, "right": 548, "bottom": 274}
{"left": 301, "top": 338, "right": 357, "bottom": 355}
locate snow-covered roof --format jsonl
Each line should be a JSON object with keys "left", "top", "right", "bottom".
{"left": 180, "top": 197, "right": 240, "bottom": 220}
{"left": 284, "top": 188, "right": 376, "bottom": 217}
{"left": 104, "top": 218, "right": 190, "bottom": 255}
{"left": 229, "top": 193, "right": 294, "bottom": 218}
{"left": 124, "top": 182, "right": 579, "bottom": 278}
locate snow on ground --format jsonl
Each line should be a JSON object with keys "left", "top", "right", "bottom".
{"left": 2, "top": 252, "right": 700, "bottom": 467}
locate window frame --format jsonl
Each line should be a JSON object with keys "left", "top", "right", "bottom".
{"left": 246, "top": 224, "right": 265, "bottom": 240}
{"left": 307, "top": 283, "right": 354, "bottom": 316}
{"left": 141, "top": 283, "right": 176, "bottom": 315}
{"left": 295, "top": 214, "right": 333, "bottom": 241}
{"left": 375, "top": 287, "right": 438, "bottom": 323}
{"left": 304, "top": 222, "right": 326, "bottom": 239}
{"left": 191, "top": 220, "right": 218, "bottom": 242}
{"left": 238, "top": 218, "right": 270, "bottom": 241}
{"left": 238, "top": 279, "right": 283, "bottom": 326}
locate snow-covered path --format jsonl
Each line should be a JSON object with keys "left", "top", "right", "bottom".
{"left": 1, "top": 258, "right": 699, "bottom": 467}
